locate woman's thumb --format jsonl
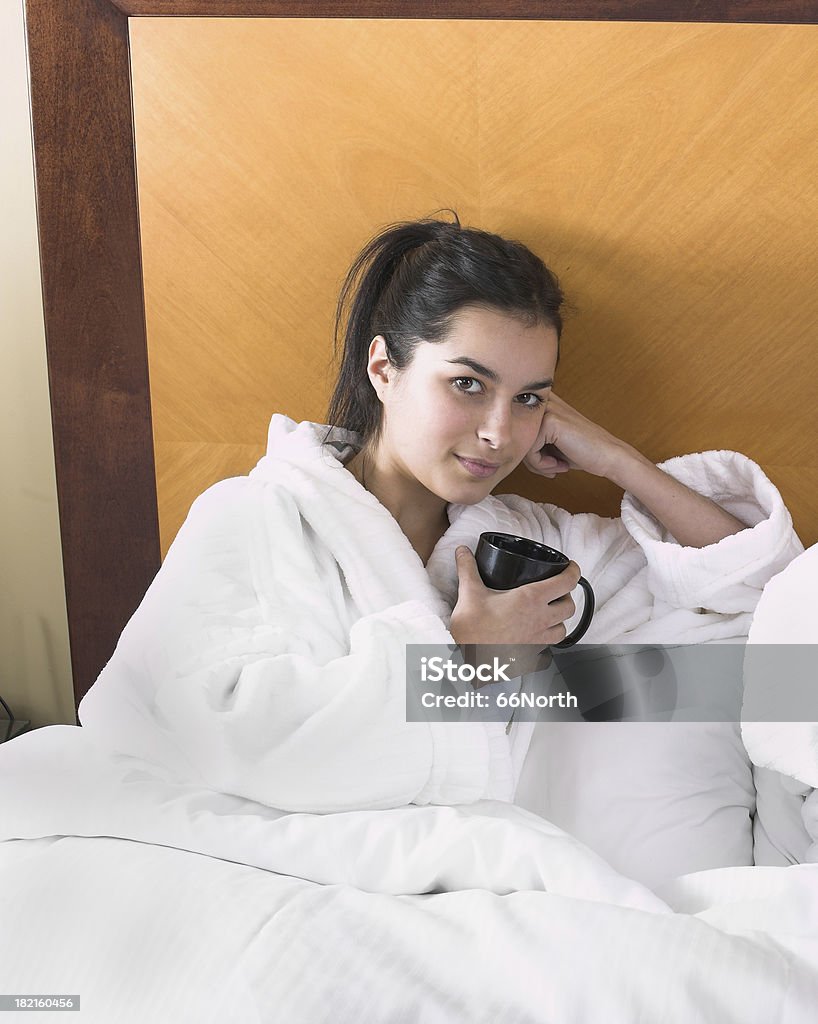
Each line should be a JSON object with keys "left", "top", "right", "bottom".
{"left": 455, "top": 546, "right": 478, "bottom": 582}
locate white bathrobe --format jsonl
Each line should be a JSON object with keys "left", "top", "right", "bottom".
{"left": 77, "top": 415, "right": 804, "bottom": 813}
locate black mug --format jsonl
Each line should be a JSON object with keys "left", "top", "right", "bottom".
{"left": 474, "top": 532, "right": 595, "bottom": 648}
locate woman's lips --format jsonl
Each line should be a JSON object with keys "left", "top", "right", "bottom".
{"left": 455, "top": 455, "right": 500, "bottom": 479}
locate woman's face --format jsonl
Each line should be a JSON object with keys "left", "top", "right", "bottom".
{"left": 367, "top": 305, "right": 559, "bottom": 506}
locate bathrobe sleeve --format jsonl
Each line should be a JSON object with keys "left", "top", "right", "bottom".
{"left": 79, "top": 478, "right": 514, "bottom": 813}
{"left": 491, "top": 450, "right": 803, "bottom": 643}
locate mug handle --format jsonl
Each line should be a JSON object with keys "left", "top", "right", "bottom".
{"left": 552, "top": 576, "right": 595, "bottom": 649}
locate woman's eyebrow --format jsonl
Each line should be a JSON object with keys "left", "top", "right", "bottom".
{"left": 445, "top": 356, "right": 553, "bottom": 391}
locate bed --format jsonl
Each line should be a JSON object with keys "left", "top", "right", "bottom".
{"left": 3, "top": 1, "right": 818, "bottom": 1020}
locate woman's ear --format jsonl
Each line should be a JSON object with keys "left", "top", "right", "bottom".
{"left": 366, "top": 336, "right": 392, "bottom": 400}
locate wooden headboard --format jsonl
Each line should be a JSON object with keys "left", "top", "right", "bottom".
{"left": 25, "top": 1, "right": 818, "bottom": 712}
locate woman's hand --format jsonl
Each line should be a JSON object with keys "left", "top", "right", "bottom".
{"left": 450, "top": 547, "right": 580, "bottom": 678}
{"left": 523, "top": 392, "right": 632, "bottom": 480}
{"left": 524, "top": 393, "right": 746, "bottom": 547}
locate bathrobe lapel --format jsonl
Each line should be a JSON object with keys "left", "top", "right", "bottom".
{"left": 251, "top": 416, "right": 454, "bottom": 622}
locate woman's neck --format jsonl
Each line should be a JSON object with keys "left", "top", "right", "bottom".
{"left": 347, "top": 449, "right": 449, "bottom": 565}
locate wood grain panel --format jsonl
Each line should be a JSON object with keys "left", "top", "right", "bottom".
{"left": 133, "top": 19, "right": 818, "bottom": 552}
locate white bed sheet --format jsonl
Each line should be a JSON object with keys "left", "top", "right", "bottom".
{"left": 1, "top": 726, "right": 817, "bottom": 1023}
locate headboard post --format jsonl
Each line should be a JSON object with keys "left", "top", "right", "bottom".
{"left": 25, "top": 0, "right": 161, "bottom": 713}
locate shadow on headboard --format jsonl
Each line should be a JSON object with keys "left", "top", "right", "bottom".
{"left": 25, "top": 2, "right": 818, "bottom": 712}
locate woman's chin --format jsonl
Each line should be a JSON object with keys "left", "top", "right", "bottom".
{"left": 439, "top": 482, "right": 495, "bottom": 506}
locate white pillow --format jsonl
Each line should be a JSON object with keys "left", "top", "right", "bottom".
{"left": 514, "top": 720, "right": 755, "bottom": 890}
{"left": 752, "top": 766, "right": 812, "bottom": 866}
{"left": 740, "top": 543, "right": 818, "bottom": 861}
{"left": 513, "top": 644, "right": 756, "bottom": 889}
{"left": 803, "top": 789, "right": 818, "bottom": 862}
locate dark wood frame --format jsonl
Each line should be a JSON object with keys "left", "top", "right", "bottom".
{"left": 23, "top": 0, "right": 818, "bottom": 713}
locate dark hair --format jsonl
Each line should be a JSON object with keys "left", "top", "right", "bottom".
{"left": 325, "top": 209, "right": 565, "bottom": 448}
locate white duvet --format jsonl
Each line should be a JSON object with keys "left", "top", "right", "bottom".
{"left": 1, "top": 725, "right": 817, "bottom": 1024}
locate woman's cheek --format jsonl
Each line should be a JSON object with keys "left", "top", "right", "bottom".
{"left": 507, "top": 417, "right": 534, "bottom": 458}
{"left": 428, "top": 397, "right": 472, "bottom": 436}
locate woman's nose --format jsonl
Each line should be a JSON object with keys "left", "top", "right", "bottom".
{"left": 477, "top": 405, "right": 512, "bottom": 450}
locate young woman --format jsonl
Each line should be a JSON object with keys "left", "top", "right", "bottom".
{"left": 327, "top": 213, "right": 756, "bottom": 651}
{"left": 78, "top": 212, "right": 803, "bottom": 814}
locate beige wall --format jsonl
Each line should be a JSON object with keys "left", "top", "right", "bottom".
{"left": 0, "top": 0, "right": 74, "bottom": 727}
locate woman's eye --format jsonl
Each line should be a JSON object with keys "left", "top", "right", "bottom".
{"left": 452, "top": 377, "right": 482, "bottom": 395}
{"left": 517, "top": 393, "right": 545, "bottom": 408}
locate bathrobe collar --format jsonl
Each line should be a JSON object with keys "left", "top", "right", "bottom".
{"left": 249, "top": 414, "right": 487, "bottom": 621}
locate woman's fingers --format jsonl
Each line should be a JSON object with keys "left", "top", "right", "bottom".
{"left": 516, "top": 591, "right": 575, "bottom": 634}
{"left": 451, "top": 556, "right": 583, "bottom": 647}
{"left": 504, "top": 566, "right": 580, "bottom": 635}
{"left": 539, "top": 442, "right": 570, "bottom": 463}
{"left": 528, "top": 561, "right": 582, "bottom": 597}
